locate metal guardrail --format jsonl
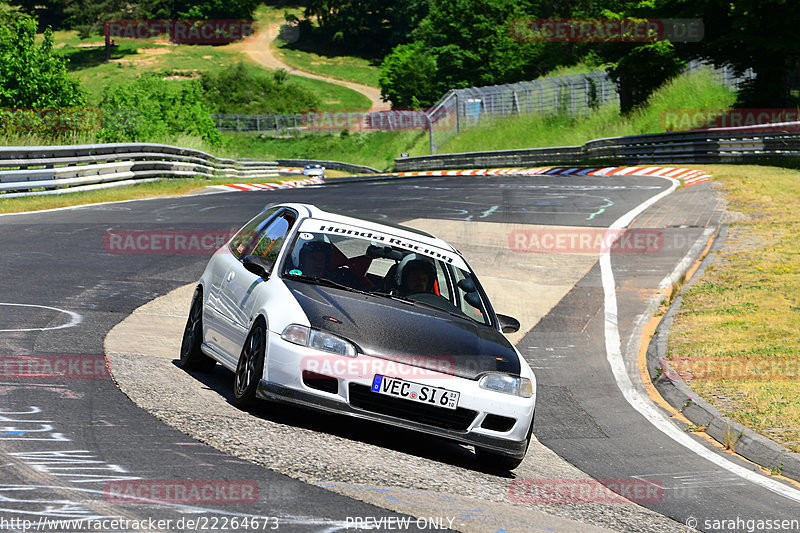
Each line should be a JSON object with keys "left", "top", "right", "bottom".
{"left": 395, "top": 123, "right": 800, "bottom": 171}
{"left": 0, "top": 143, "right": 377, "bottom": 196}
{"left": 0, "top": 143, "right": 280, "bottom": 195}
{"left": 4, "top": 123, "right": 798, "bottom": 196}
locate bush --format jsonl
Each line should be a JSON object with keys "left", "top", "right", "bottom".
{"left": 98, "top": 74, "right": 220, "bottom": 145}
{"left": 0, "top": 10, "right": 86, "bottom": 108}
{"left": 201, "top": 62, "right": 320, "bottom": 114}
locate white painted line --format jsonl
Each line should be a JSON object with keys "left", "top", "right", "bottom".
{"left": 0, "top": 303, "right": 83, "bottom": 332}
{"left": 599, "top": 178, "right": 800, "bottom": 503}
{"left": 657, "top": 228, "right": 715, "bottom": 290}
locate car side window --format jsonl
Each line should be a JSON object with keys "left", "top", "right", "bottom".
{"left": 250, "top": 214, "right": 294, "bottom": 263}
{"left": 229, "top": 207, "right": 280, "bottom": 260}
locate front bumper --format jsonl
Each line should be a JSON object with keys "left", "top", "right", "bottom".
{"left": 260, "top": 331, "right": 535, "bottom": 457}
{"left": 256, "top": 380, "right": 531, "bottom": 457}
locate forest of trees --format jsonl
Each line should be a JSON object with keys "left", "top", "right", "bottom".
{"left": 294, "top": 0, "right": 800, "bottom": 111}
{"left": 3, "top": 0, "right": 799, "bottom": 122}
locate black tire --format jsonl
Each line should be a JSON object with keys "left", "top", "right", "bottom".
{"left": 233, "top": 320, "right": 266, "bottom": 410}
{"left": 179, "top": 289, "right": 216, "bottom": 372}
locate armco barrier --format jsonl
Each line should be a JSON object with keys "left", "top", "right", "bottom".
{"left": 0, "top": 143, "right": 279, "bottom": 196}
{"left": 395, "top": 122, "right": 800, "bottom": 171}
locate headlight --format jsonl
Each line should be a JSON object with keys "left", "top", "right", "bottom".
{"left": 281, "top": 324, "right": 357, "bottom": 357}
{"left": 479, "top": 373, "right": 533, "bottom": 398}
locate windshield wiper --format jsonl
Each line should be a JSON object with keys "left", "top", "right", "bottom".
{"left": 283, "top": 273, "right": 373, "bottom": 296}
{"left": 369, "top": 290, "right": 413, "bottom": 302}
{"left": 371, "top": 291, "right": 476, "bottom": 322}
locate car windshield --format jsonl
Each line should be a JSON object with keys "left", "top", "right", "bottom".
{"left": 280, "top": 225, "right": 492, "bottom": 326}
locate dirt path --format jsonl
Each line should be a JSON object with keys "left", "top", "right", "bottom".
{"left": 241, "top": 21, "right": 386, "bottom": 111}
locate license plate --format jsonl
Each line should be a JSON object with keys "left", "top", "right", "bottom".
{"left": 371, "top": 375, "right": 460, "bottom": 410}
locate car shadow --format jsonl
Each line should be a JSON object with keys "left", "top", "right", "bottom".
{"left": 172, "top": 359, "right": 516, "bottom": 477}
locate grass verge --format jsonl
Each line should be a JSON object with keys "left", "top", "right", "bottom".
{"left": 0, "top": 176, "right": 282, "bottom": 214}
{"left": 222, "top": 130, "right": 425, "bottom": 170}
{"left": 667, "top": 164, "right": 800, "bottom": 452}
{"left": 408, "top": 68, "right": 736, "bottom": 155}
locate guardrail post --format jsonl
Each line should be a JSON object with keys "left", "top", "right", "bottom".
{"left": 550, "top": 79, "right": 559, "bottom": 113}
{"left": 570, "top": 82, "right": 575, "bottom": 116}
{"left": 454, "top": 92, "right": 460, "bottom": 134}
{"left": 427, "top": 113, "right": 435, "bottom": 155}
{"left": 584, "top": 74, "right": 591, "bottom": 117}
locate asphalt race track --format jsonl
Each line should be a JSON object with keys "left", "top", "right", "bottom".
{"left": 1, "top": 174, "right": 799, "bottom": 532}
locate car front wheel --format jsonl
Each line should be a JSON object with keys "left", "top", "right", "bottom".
{"left": 233, "top": 320, "right": 266, "bottom": 410}
{"left": 179, "top": 289, "right": 216, "bottom": 372}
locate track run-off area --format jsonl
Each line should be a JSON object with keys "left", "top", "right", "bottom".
{"left": 1, "top": 172, "right": 799, "bottom": 533}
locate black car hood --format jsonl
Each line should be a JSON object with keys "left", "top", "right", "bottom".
{"left": 284, "top": 280, "right": 521, "bottom": 380}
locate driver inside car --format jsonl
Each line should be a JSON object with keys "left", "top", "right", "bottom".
{"left": 298, "top": 241, "right": 332, "bottom": 277}
{"left": 398, "top": 259, "right": 436, "bottom": 296}
{"left": 297, "top": 240, "right": 366, "bottom": 289}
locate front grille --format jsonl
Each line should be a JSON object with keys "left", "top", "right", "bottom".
{"left": 348, "top": 384, "right": 477, "bottom": 431}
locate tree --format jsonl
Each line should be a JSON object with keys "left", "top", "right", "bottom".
{"left": 379, "top": 0, "right": 562, "bottom": 109}
{"left": 378, "top": 41, "right": 440, "bottom": 108}
{"left": 301, "top": 0, "right": 428, "bottom": 55}
{"left": 12, "top": 0, "right": 262, "bottom": 36}
{"left": 0, "top": 8, "right": 86, "bottom": 107}
{"left": 687, "top": 0, "right": 800, "bottom": 106}
{"left": 575, "top": 1, "right": 686, "bottom": 113}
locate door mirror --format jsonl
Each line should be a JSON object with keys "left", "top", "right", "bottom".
{"left": 497, "top": 313, "right": 520, "bottom": 333}
{"left": 464, "top": 291, "right": 482, "bottom": 309}
{"left": 457, "top": 277, "right": 477, "bottom": 292}
{"left": 243, "top": 255, "right": 275, "bottom": 279}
